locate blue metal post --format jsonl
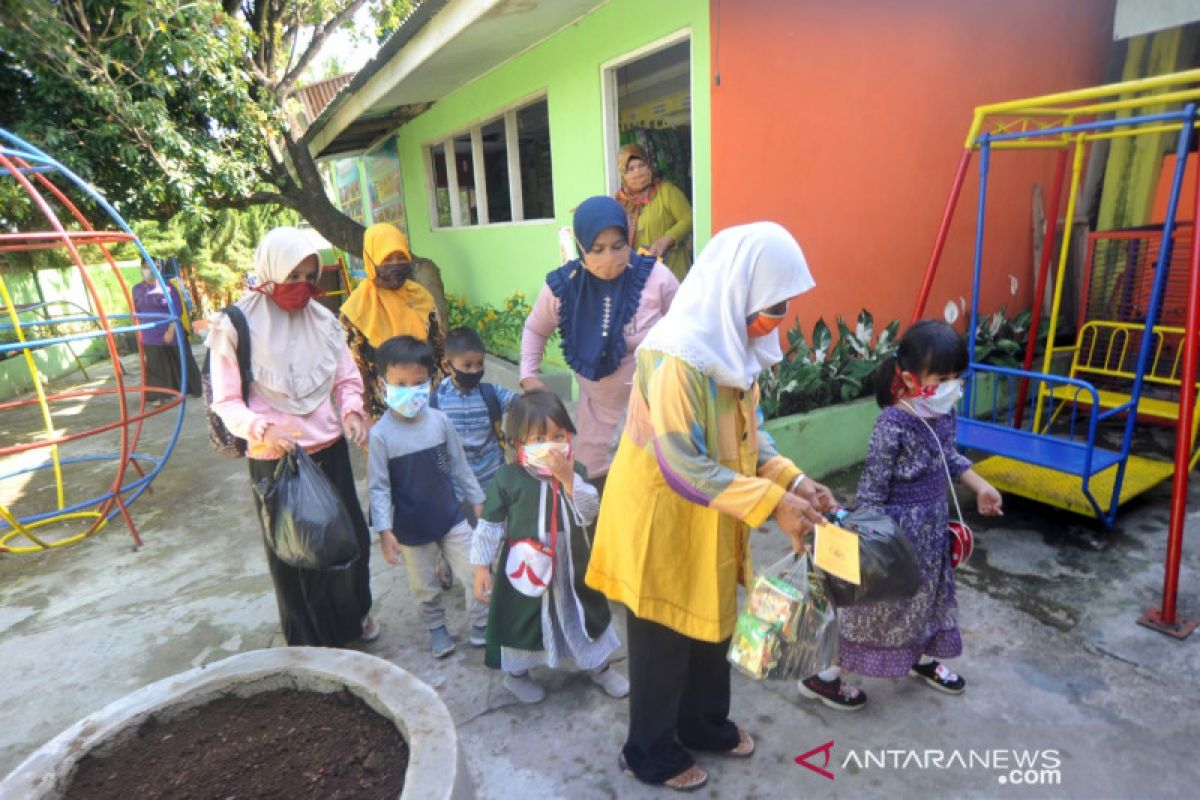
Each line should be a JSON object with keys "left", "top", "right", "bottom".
{"left": 1107, "top": 103, "right": 1197, "bottom": 526}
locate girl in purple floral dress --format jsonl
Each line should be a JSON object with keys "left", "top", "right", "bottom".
{"left": 799, "top": 321, "right": 1003, "bottom": 710}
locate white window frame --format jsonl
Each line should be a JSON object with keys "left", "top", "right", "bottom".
{"left": 423, "top": 92, "right": 552, "bottom": 229}
{"left": 600, "top": 29, "right": 693, "bottom": 196}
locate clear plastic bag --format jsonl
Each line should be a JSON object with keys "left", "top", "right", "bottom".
{"left": 255, "top": 448, "right": 361, "bottom": 571}
{"left": 728, "top": 553, "right": 838, "bottom": 681}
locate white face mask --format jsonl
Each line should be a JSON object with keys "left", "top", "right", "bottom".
{"left": 909, "top": 379, "right": 963, "bottom": 418}
{"left": 521, "top": 441, "right": 571, "bottom": 476}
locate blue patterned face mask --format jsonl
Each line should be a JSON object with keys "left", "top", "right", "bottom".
{"left": 384, "top": 381, "right": 430, "bottom": 418}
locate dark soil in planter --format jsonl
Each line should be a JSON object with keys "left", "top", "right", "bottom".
{"left": 65, "top": 688, "right": 408, "bottom": 799}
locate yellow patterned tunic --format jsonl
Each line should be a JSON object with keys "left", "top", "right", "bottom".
{"left": 585, "top": 349, "right": 804, "bottom": 643}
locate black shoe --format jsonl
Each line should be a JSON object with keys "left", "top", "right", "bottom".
{"left": 909, "top": 661, "right": 966, "bottom": 694}
{"left": 797, "top": 675, "right": 867, "bottom": 711}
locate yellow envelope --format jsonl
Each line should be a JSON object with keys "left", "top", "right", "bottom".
{"left": 814, "top": 523, "right": 861, "bottom": 585}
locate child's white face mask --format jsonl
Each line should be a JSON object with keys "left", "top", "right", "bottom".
{"left": 910, "top": 379, "right": 963, "bottom": 418}
{"left": 520, "top": 441, "right": 571, "bottom": 476}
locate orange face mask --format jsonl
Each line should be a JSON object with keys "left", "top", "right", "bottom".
{"left": 747, "top": 311, "right": 786, "bottom": 339}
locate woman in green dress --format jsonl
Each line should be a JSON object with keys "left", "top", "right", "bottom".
{"left": 615, "top": 143, "right": 693, "bottom": 281}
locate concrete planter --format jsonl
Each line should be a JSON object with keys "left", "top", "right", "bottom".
{"left": 484, "top": 352, "right": 576, "bottom": 404}
{"left": 762, "top": 396, "right": 881, "bottom": 480}
{"left": 0, "top": 648, "right": 471, "bottom": 800}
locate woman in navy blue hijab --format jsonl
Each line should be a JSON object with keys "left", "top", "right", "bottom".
{"left": 520, "top": 196, "right": 680, "bottom": 491}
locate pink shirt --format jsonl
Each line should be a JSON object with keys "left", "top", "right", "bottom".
{"left": 211, "top": 345, "right": 366, "bottom": 461}
{"left": 521, "top": 261, "right": 679, "bottom": 476}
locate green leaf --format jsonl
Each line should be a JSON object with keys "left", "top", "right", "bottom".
{"left": 812, "top": 318, "right": 832, "bottom": 362}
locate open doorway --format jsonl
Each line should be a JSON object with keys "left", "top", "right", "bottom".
{"left": 604, "top": 36, "right": 693, "bottom": 267}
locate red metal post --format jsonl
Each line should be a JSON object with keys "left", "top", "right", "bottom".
{"left": 912, "top": 149, "right": 973, "bottom": 322}
{"left": 1139, "top": 148, "right": 1200, "bottom": 639}
{"left": 1015, "top": 150, "right": 1070, "bottom": 427}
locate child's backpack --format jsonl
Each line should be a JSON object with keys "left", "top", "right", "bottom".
{"left": 429, "top": 381, "right": 507, "bottom": 452}
{"left": 201, "top": 306, "right": 252, "bottom": 458}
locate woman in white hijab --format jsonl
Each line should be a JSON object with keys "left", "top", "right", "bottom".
{"left": 207, "top": 227, "right": 375, "bottom": 648}
{"left": 585, "top": 222, "right": 837, "bottom": 791}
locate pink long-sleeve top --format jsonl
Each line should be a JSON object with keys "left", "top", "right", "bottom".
{"left": 210, "top": 340, "right": 366, "bottom": 462}
{"left": 521, "top": 261, "right": 679, "bottom": 477}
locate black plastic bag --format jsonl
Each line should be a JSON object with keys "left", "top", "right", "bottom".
{"left": 820, "top": 507, "right": 920, "bottom": 607}
{"left": 255, "top": 448, "right": 360, "bottom": 571}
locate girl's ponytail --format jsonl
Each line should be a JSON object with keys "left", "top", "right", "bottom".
{"left": 874, "top": 354, "right": 902, "bottom": 408}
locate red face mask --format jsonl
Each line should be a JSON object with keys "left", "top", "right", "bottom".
{"left": 263, "top": 281, "right": 324, "bottom": 312}
{"left": 747, "top": 312, "right": 786, "bottom": 339}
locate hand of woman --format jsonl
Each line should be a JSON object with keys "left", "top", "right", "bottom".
{"left": 649, "top": 236, "right": 674, "bottom": 258}
{"left": 261, "top": 424, "right": 298, "bottom": 454}
{"left": 343, "top": 412, "right": 369, "bottom": 448}
{"left": 773, "top": 492, "right": 824, "bottom": 553}
{"left": 792, "top": 476, "right": 837, "bottom": 514}
{"left": 473, "top": 565, "right": 493, "bottom": 602}
{"left": 163, "top": 323, "right": 176, "bottom": 345}
{"left": 520, "top": 377, "right": 549, "bottom": 393}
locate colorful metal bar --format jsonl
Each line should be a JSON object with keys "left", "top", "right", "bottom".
{"left": 1015, "top": 150, "right": 1069, "bottom": 428}
{"left": 1138, "top": 127, "right": 1200, "bottom": 638}
{"left": 911, "top": 149, "right": 973, "bottom": 322}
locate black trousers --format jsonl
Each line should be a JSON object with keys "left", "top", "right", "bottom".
{"left": 250, "top": 437, "right": 373, "bottom": 647}
{"left": 622, "top": 608, "right": 739, "bottom": 783}
{"left": 143, "top": 342, "right": 202, "bottom": 401}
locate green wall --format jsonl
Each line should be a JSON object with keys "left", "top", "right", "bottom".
{"left": 395, "top": 0, "right": 711, "bottom": 307}
{"left": 0, "top": 262, "right": 146, "bottom": 400}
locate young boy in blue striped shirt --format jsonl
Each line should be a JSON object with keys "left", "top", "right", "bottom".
{"left": 433, "top": 327, "right": 518, "bottom": 524}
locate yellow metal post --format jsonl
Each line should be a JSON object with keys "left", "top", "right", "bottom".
{"left": 1034, "top": 135, "right": 1088, "bottom": 430}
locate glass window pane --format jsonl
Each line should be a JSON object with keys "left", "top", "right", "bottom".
{"left": 481, "top": 118, "right": 512, "bottom": 223}
{"left": 430, "top": 143, "right": 451, "bottom": 227}
{"left": 453, "top": 134, "right": 478, "bottom": 225}
{"left": 517, "top": 100, "right": 554, "bottom": 220}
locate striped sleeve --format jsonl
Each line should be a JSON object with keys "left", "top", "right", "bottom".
{"left": 645, "top": 356, "right": 785, "bottom": 528}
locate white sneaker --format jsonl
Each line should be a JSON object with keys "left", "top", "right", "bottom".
{"left": 589, "top": 665, "right": 630, "bottom": 698}
{"left": 503, "top": 672, "right": 546, "bottom": 704}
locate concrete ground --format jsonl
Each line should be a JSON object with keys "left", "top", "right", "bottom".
{"left": 2, "top": 348, "right": 1199, "bottom": 799}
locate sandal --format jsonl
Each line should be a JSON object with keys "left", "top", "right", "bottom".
{"left": 726, "top": 726, "right": 755, "bottom": 758}
{"left": 619, "top": 753, "right": 709, "bottom": 792}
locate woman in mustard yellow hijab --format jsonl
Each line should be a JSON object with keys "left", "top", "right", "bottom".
{"left": 340, "top": 223, "right": 442, "bottom": 418}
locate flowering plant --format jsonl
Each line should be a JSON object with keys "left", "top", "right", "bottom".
{"left": 447, "top": 291, "right": 542, "bottom": 356}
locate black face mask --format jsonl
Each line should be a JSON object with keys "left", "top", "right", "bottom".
{"left": 452, "top": 366, "right": 484, "bottom": 390}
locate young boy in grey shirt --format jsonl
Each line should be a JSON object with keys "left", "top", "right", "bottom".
{"left": 369, "top": 335, "right": 487, "bottom": 658}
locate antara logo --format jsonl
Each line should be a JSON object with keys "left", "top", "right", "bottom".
{"left": 795, "top": 740, "right": 836, "bottom": 780}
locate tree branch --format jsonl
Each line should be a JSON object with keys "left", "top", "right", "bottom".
{"left": 277, "top": 0, "right": 367, "bottom": 98}
{"left": 205, "top": 191, "right": 296, "bottom": 211}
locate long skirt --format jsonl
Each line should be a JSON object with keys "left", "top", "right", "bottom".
{"left": 249, "top": 437, "right": 373, "bottom": 647}
{"left": 143, "top": 342, "right": 202, "bottom": 401}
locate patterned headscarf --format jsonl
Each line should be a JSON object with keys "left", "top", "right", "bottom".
{"left": 614, "top": 143, "right": 661, "bottom": 248}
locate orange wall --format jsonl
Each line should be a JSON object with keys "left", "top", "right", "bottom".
{"left": 710, "top": 0, "right": 1115, "bottom": 336}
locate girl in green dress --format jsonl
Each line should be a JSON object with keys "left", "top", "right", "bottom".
{"left": 471, "top": 391, "right": 629, "bottom": 704}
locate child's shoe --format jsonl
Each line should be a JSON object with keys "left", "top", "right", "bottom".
{"left": 503, "top": 671, "right": 545, "bottom": 704}
{"left": 909, "top": 661, "right": 965, "bottom": 694}
{"left": 429, "top": 625, "right": 456, "bottom": 658}
{"left": 468, "top": 624, "right": 488, "bottom": 647}
{"left": 589, "top": 665, "right": 630, "bottom": 698}
{"left": 798, "top": 674, "right": 867, "bottom": 711}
